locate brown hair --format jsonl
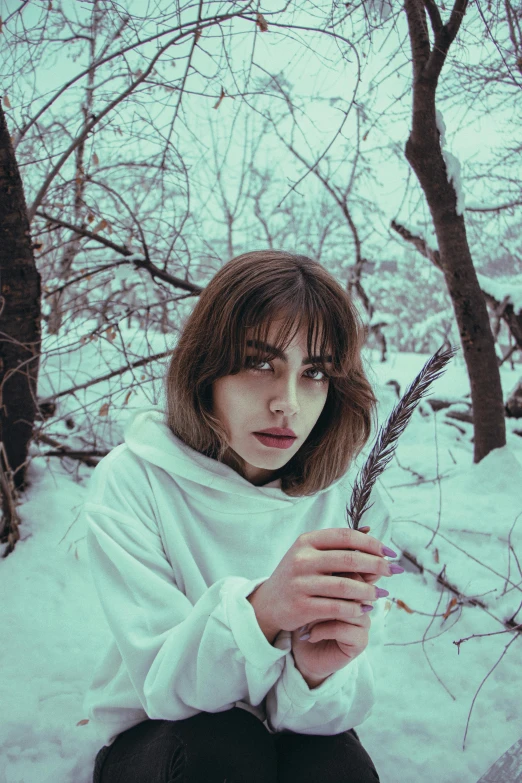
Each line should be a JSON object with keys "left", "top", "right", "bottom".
{"left": 164, "top": 250, "right": 377, "bottom": 496}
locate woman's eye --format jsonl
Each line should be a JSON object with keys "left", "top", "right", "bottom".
{"left": 244, "top": 357, "right": 329, "bottom": 383}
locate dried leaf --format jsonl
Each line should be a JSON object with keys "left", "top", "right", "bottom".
{"left": 99, "top": 403, "right": 110, "bottom": 417}
{"left": 87, "top": 213, "right": 95, "bottom": 223}
{"left": 443, "top": 597, "right": 457, "bottom": 620}
{"left": 384, "top": 599, "right": 392, "bottom": 613}
{"left": 105, "top": 328, "right": 116, "bottom": 342}
{"left": 93, "top": 219, "right": 108, "bottom": 234}
{"left": 195, "top": 28, "right": 202, "bottom": 43}
{"left": 213, "top": 87, "right": 225, "bottom": 110}
{"left": 0, "top": 17, "right": 3, "bottom": 34}
{"left": 256, "top": 12, "right": 268, "bottom": 31}
{"left": 433, "top": 548, "right": 440, "bottom": 563}
{"left": 141, "top": 374, "right": 146, "bottom": 380}
{"left": 77, "top": 719, "right": 89, "bottom": 726}
{"left": 92, "top": 152, "right": 99, "bottom": 165}
{"left": 4, "top": 94, "right": 11, "bottom": 108}
{"left": 396, "top": 599, "right": 414, "bottom": 614}
{"left": 124, "top": 390, "right": 133, "bottom": 405}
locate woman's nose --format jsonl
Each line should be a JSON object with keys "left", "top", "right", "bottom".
{"left": 271, "top": 377, "right": 300, "bottom": 413}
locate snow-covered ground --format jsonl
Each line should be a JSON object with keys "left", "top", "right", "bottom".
{"left": 1, "top": 322, "right": 521, "bottom": 783}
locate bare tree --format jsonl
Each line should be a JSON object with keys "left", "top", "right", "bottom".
{"left": 403, "top": 0, "right": 506, "bottom": 462}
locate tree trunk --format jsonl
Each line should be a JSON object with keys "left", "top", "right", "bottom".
{"left": 0, "top": 104, "right": 42, "bottom": 499}
{"left": 404, "top": 0, "right": 506, "bottom": 462}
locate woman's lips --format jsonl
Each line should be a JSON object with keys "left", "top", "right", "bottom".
{"left": 253, "top": 433, "right": 297, "bottom": 449}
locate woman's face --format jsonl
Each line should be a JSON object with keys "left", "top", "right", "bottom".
{"left": 211, "top": 320, "right": 332, "bottom": 485}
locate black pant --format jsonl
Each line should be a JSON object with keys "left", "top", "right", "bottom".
{"left": 93, "top": 707, "right": 380, "bottom": 783}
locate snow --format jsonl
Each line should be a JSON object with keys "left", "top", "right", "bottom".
{"left": 477, "top": 272, "right": 522, "bottom": 316}
{"left": 1, "top": 329, "right": 522, "bottom": 783}
{"left": 436, "top": 110, "right": 466, "bottom": 217}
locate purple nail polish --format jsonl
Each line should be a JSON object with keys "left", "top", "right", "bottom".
{"left": 389, "top": 564, "right": 405, "bottom": 574}
{"left": 375, "top": 588, "right": 389, "bottom": 598}
{"left": 299, "top": 632, "right": 311, "bottom": 641}
{"left": 361, "top": 605, "right": 374, "bottom": 613}
{"left": 382, "top": 546, "right": 398, "bottom": 558}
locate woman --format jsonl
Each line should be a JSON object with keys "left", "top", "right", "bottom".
{"left": 82, "top": 250, "right": 402, "bottom": 782}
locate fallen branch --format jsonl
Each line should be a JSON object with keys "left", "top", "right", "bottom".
{"left": 453, "top": 624, "right": 522, "bottom": 654}
{"left": 400, "top": 550, "right": 488, "bottom": 609}
{"left": 33, "top": 432, "right": 108, "bottom": 466}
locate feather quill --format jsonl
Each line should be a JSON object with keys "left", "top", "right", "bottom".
{"left": 347, "top": 344, "right": 459, "bottom": 530}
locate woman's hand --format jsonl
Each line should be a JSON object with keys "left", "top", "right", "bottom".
{"left": 289, "top": 528, "right": 386, "bottom": 683}
{"left": 290, "top": 572, "right": 372, "bottom": 682}
{"left": 247, "top": 525, "right": 393, "bottom": 640}
{"left": 332, "top": 526, "right": 384, "bottom": 586}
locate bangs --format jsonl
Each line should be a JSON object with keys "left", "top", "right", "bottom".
{"left": 234, "top": 292, "right": 349, "bottom": 378}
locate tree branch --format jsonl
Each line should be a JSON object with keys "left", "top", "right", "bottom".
{"left": 466, "top": 200, "right": 522, "bottom": 213}
{"left": 26, "top": 5, "right": 254, "bottom": 221}
{"left": 36, "top": 211, "right": 203, "bottom": 294}
{"left": 33, "top": 432, "right": 108, "bottom": 467}
{"left": 446, "top": 0, "right": 469, "bottom": 40}
{"left": 391, "top": 219, "right": 522, "bottom": 353}
{"left": 40, "top": 349, "right": 174, "bottom": 404}
{"left": 425, "top": 0, "right": 469, "bottom": 81}
{"left": 404, "top": 0, "right": 432, "bottom": 77}
{"left": 423, "top": 0, "right": 443, "bottom": 35}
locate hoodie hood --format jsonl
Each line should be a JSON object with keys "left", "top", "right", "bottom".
{"left": 124, "top": 407, "right": 351, "bottom": 512}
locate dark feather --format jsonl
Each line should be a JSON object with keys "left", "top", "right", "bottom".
{"left": 347, "top": 345, "right": 459, "bottom": 530}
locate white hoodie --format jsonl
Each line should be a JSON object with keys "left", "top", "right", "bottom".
{"left": 81, "top": 407, "right": 391, "bottom": 747}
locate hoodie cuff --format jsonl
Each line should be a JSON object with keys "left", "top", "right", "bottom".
{"left": 272, "top": 631, "right": 361, "bottom": 708}
{"left": 222, "top": 577, "right": 289, "bottom": 669}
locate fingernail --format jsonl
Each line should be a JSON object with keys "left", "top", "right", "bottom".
{"left": 376, "top": 588, "right": 389, "bottom": 598}
{"left": 297, "top": 625, "right": 309, "bottom": 634}
{"left": 389, "top": 564, "right": 405, "bottom": 574}
{"left": 299, "top": 632, "right": 311, "bottom": 641}
{"left": 361, "top": 605, "right": 374, "bottom": 613}
{"left": 382, "top": 546, "right": 398, "bottom": 558}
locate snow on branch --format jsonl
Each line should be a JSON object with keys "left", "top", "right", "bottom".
{"left": 436, "top": 110, "right": 465, "bottom": 216}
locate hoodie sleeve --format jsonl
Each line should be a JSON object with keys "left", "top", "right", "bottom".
{"left": 83, "top": 502, "right": 289, "bottom": 721}
{"left": 264, "top": 486, "right": 392, "bottom": 734}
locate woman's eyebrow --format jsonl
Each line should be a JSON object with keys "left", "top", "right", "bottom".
{"left": 246, "top": 339, "right": 333, "bottom": 365}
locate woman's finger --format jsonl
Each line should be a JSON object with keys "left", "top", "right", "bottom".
{"left": 307, "top": 620, "right": 369, "bottom": 644}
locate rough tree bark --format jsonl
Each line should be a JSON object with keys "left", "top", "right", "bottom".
{"left": 0, "top": 104, "right": 41, "bottom": 511}
{"left": 403, "top": 0, "right": 506, "bottom": 462}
